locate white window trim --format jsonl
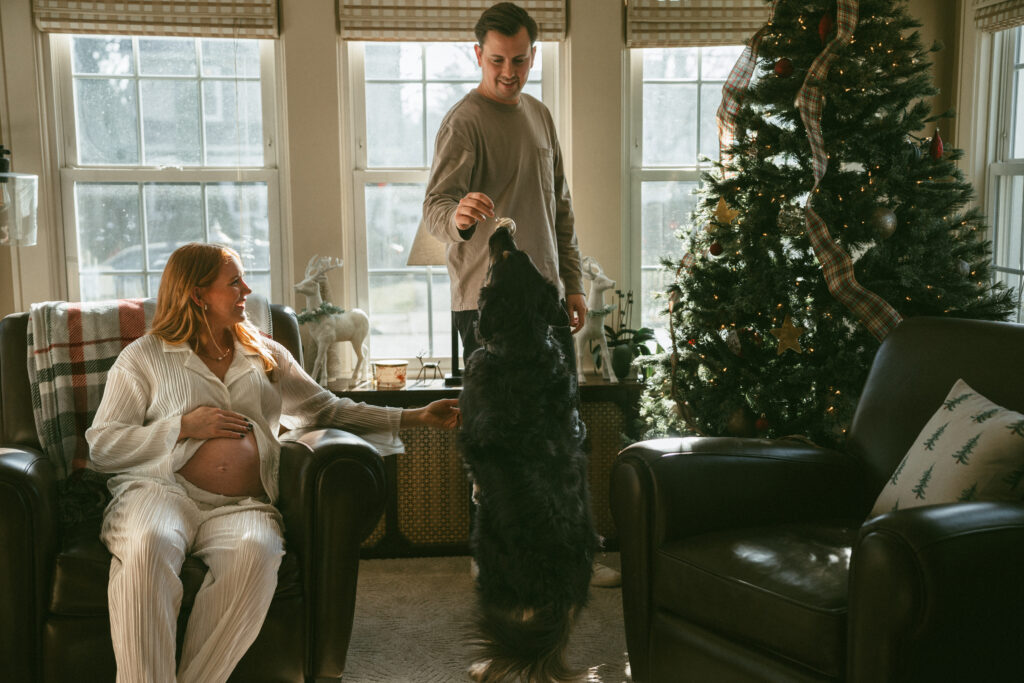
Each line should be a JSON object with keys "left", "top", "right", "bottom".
{"left": 985, "top": 27, "right": 1024, "bottom": 321}
{"left": 342, "top": 40, "right": 559, "bottom": 363}
{"left": 49, "top": 34, "right": 286, "bottom": 303}
{"left": 625, "top": 48, "right": 721, "bottom": 322}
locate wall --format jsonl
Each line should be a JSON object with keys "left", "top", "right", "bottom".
{"left": 0, "top": 0, "right": 965, "bottom": 324}
{"left": 909, "top": 0, "right": 959, "bottom": 144}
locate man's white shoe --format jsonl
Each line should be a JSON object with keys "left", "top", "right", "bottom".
{"left": 591, "top": 561, "right": 621, "bottom": 587}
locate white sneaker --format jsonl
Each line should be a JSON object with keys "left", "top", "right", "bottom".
{"left": 590, "top": 561, "right": 621, "bottom": 587}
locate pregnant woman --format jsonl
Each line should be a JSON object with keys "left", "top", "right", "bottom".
{"left": 86, "top": 242, "right": 459, "bottom": 683}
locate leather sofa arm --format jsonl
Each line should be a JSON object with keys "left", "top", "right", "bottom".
{"left": 277, "top": 427, "right": 386, "bottom": 678}
{"left": 847, "top": 501, "right": 1024, "bottom": 683}
{"left": 612, "top": 436, "right": 862, "bottom": 543}
{"left": 0, "top": 447, "right": 60, "bottom": 682}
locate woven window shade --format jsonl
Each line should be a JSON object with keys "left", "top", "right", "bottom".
{"left": 974, "top": 0, "right": 1024, "bottom": 32}
{"left": 338, "top": 1, "right": 566, "bottom": 42}
{"left": 626, "top": 0, "right": 769, "bottom": 48}
{"left": 32, "top": 1, "right": 279, "bottom": 38}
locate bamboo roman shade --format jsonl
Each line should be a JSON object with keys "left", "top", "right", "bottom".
{"left": 32, "top": 0, "right": 279, "bottom": 38}
{"left": 974, "top": 0, "right": 1024, "bottom": 32}
{"left": 625, "top": 0, "right": 769, "bottom": 47}
{"left": 338, "top": 1, "right": 567, "bottom": 41}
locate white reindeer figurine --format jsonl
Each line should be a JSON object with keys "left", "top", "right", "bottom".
{"left": 575, "top": 256, "right": 618, "bottom": 384}
{"left": 294, "top": 255, "right": 370, "bottom": 386}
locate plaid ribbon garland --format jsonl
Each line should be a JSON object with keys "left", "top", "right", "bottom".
{"left": 717, "top": 0, "right": 902, "bottom": 341}
{"left": 795, "top": 0, "right": 902, "bottom": 341}
{"left": 716, "top": 1, "right": 780, "bottom": 162}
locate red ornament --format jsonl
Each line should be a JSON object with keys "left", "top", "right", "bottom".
{"left": 929, "top": 128, "right": 944, "bottom": 160}
{"left": 774, "top": 58, "right": 793, "bottom": 77}
{"left": 709, "top": 242, "right": 724, "bottom": 257}
{"left": 818, "top": 13, "right": 834, "bottom": 44}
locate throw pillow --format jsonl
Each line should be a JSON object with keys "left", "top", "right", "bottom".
{"left": 870, "top": 378, "right": 1024, "bottom": 518}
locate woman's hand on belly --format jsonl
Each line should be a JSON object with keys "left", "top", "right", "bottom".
{"left": 177, "top": 431, "right": 264, "bottom": 498}
{"left": 180, "top": 405, "right": 252, "bottom": 441}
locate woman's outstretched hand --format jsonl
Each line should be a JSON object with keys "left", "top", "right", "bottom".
{"left": 179, "top": 405, "right": 253, "bottom": 441}
{"left": 401, "top": 398, "right": 461, "bottom": 430}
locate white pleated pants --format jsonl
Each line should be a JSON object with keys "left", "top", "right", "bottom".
{"left": 100, "top": 478, "right": 285, "bottom": 683}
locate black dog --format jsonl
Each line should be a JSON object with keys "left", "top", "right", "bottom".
{"left": 458, "top": 225, "right": 598, "bottom": 683}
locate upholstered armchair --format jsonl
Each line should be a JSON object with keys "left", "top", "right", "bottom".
{"left": 0, "top": 302, "right": 386, "bottom": 682}
{"left": 612, "top": 316, "right": 1024, "bottom": 682}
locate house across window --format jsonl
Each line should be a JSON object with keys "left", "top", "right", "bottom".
{"left": 55, "top": 35, "right": 279, "bottom": 301}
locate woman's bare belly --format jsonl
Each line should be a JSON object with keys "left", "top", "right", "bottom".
{"left": 177, "top": 431, "right": 264, "bottom": 498}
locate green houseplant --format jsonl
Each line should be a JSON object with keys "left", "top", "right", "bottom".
{"left": 593, "top": 289, "right": 657, "bottom": 380}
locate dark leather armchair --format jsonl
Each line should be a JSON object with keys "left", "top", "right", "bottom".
{"left": 0, "top": 304, "right": 386, "bottom": 682}
{"left": 612, "top": 316, "right": 1024, "bottom": 682}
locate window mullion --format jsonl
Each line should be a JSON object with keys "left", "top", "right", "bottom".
{"left": 133, "top": 37, "right": 144, "bottom": 165}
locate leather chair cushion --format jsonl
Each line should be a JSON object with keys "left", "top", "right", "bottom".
{"left": 654, "top": 521, "right": 859, "bottom": 678}
{"left": 50, "top": 520, "right": 302, "bottom": 616}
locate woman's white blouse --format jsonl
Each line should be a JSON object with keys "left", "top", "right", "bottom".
{"left": 84, "top": 334, "right": 402, "bottom": 503}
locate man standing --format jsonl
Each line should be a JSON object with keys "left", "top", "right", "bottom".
{"left": 422, "top": 1, "right": 585, "bottom": 365}
{"left": 422, "top": 1, "right": 620, "bottom": 588}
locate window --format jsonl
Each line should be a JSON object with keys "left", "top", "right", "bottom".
{"left": 52, "top": 35, "right": 280, "bottom": 301}
{"left": 989, "top": 25, "right": 1024, "bottom": 322}
{"left": 347, "top": 41, "right": 550, "bottom": 361}
{"left": 627, "top": 46, "right": 744, "bottom": 335}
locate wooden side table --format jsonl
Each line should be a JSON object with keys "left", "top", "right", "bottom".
{"left": 335, "top": 375, "right": 643, "bottom": 558}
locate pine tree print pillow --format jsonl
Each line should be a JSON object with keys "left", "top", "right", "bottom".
{"left": 870, "top": 379, "right": 1024, "bottom": 518}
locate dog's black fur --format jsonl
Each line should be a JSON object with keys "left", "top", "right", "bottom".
{"left": 458, "top": 225, "right": 598, "bottom": 683}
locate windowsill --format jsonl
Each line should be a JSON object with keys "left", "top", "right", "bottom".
{"left": 332, "top": 373, "right": 644, "bottom": 407}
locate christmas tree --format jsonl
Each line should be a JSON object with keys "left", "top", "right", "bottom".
{"left": 639, "top": 0, "right": 1016, "bottom": 449}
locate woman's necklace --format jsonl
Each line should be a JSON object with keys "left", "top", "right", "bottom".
{"left": 195, "top": 339, "right": 233, "bottom": 361}
{"left": 200, "top": 345, "right": 233, "bottom": 361}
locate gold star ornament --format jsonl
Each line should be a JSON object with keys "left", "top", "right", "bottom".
{"left": 714, "top": 197, "right": 739, "bottom": 225}
{"left": 770, "top": 315, "right": 805, "bottom": 355}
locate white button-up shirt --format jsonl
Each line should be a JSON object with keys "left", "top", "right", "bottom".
{"left": 85, "top": 334, "right": 402, "bottom": 503}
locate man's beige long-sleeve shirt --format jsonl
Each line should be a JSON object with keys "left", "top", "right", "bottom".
{"left": 423, "top": 89, "right": 582, "bottom": 310}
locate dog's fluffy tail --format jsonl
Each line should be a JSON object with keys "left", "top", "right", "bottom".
{"left": 468, "top": 603, "right": 582, "bottom": 683}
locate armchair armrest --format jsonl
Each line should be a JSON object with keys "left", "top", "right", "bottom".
{"left": 848, "top": 501, "right": 1024, "bottom": 683}
{"left": 277, "top": 427, "right": 386, "bottom": 679}
{"left": 0, "top": 446, "right": 60, "bottom": 682}
{"left": 612, "top": 436, "right": 862, "bottom": 543}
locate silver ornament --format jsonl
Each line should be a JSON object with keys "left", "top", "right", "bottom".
{"left": 871, "top": 207, "right": 897, "bottom": 239}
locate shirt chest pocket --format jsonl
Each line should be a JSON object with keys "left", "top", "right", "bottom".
{"left": 536, "top": 147, "right": 554, "bottom": 195}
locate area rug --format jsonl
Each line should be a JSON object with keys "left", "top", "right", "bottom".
{"left": 344, "top": 553, "right": 632, "bottom": 682}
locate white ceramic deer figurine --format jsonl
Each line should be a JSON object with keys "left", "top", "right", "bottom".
{"left": 293, "top": 255, "right": 370, "bottom": 386}
{"left": 575, "top": 256, "right": 617, "bottom": 384}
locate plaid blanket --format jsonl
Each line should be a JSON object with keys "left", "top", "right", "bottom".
{"left": 27, "top": 295, "right": 272, "bottom": 523}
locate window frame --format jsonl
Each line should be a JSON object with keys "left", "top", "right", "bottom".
{"left": 626, "top": 46, "right": 741, "bottom": 332}
{"left": 49, "top": 34, "right": 285, "bottom": 303}
{"left": 343, "top": 40, "right": 559, "bottom": 364}
{"left": 985, "top": 25, "right": 1024, "bottom": 322}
